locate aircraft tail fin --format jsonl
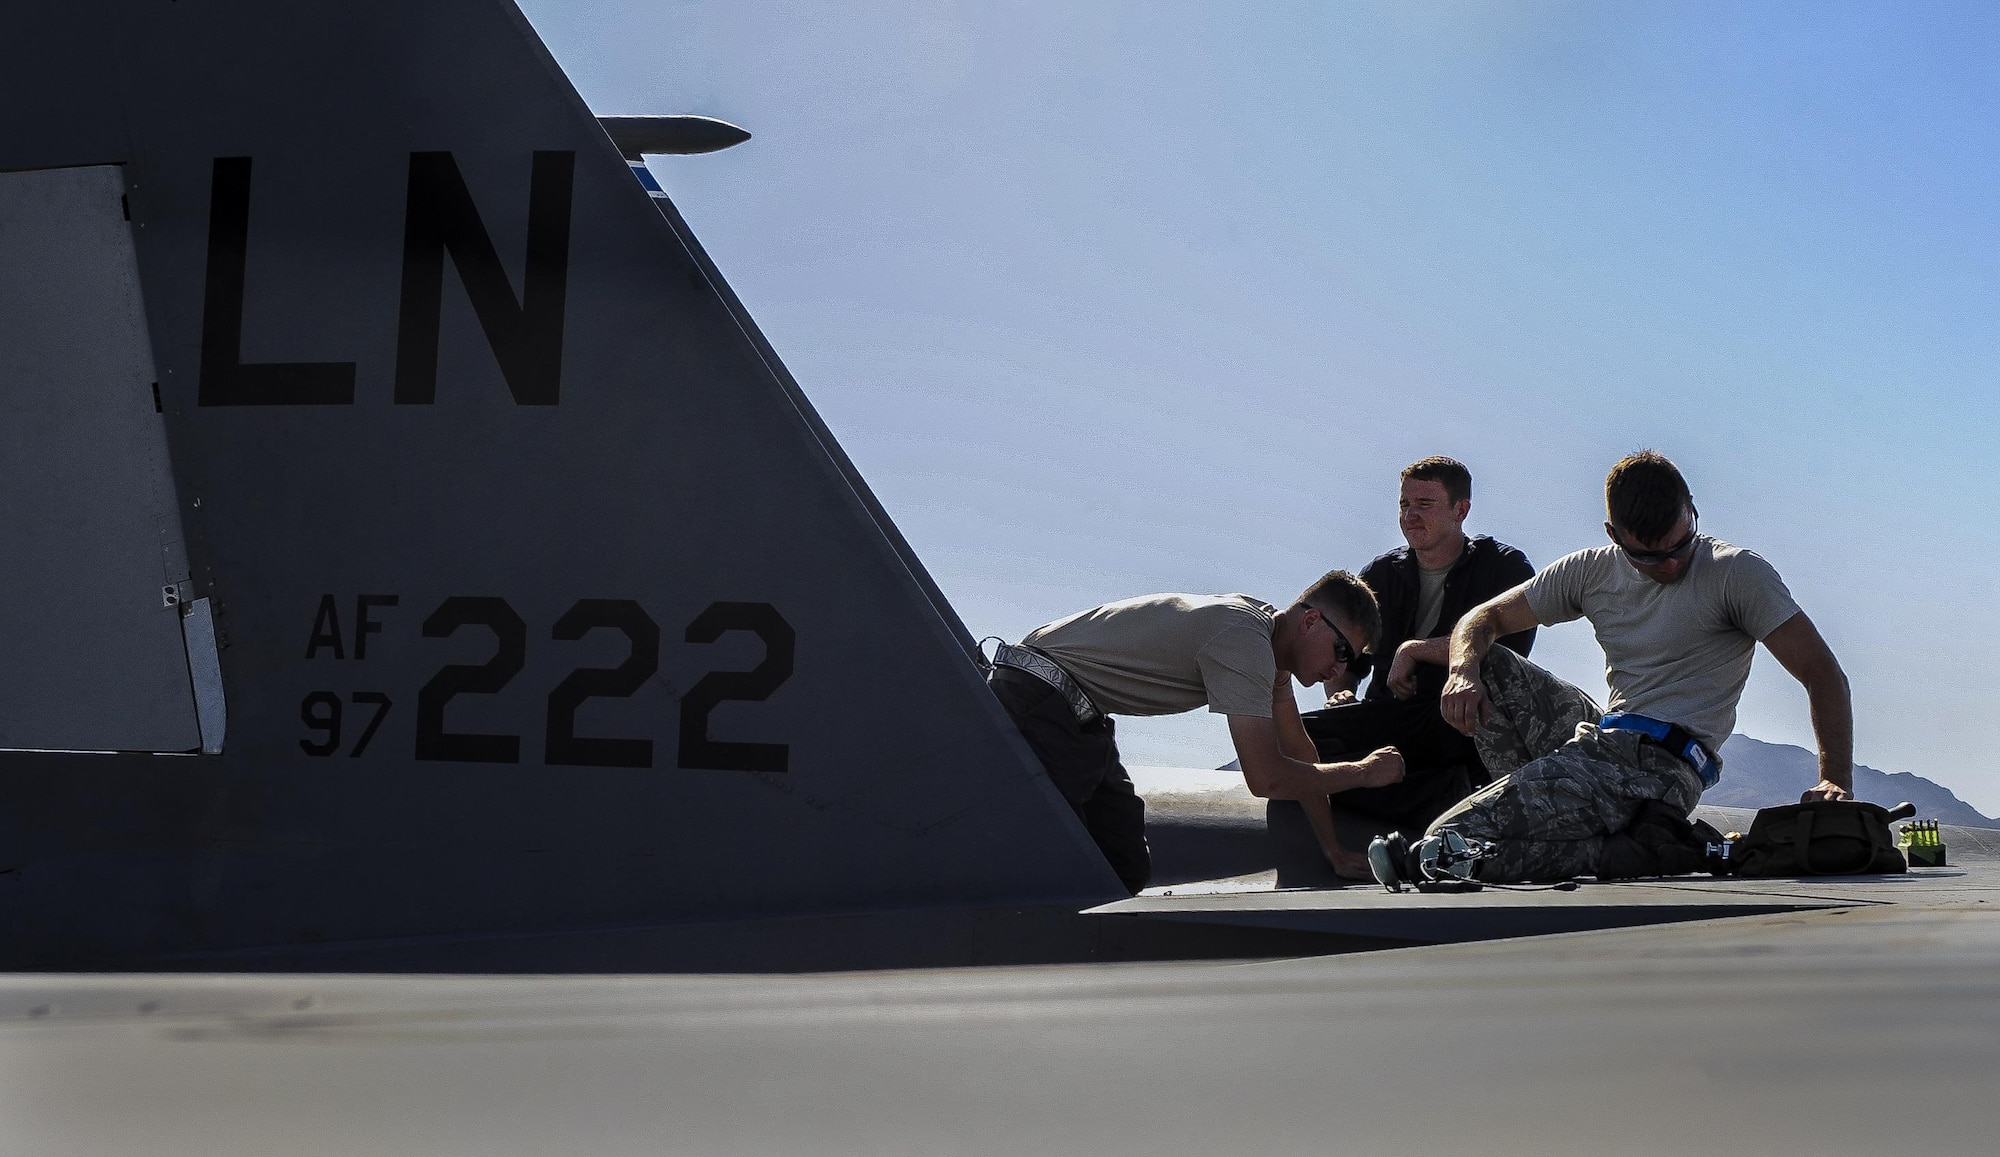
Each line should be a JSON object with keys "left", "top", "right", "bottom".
{"left": 0, "top": 0, "right": 1120, "bottom": 971}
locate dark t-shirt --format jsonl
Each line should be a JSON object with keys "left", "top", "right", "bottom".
{"left": 1358, "top": 534, "right": 1536, "bottom": 701}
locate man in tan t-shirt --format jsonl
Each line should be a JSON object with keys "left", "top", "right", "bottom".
{"left": 988, "top": 570, "right": 1407, "bottom": 891}
{"left": 1374, "top": 451, "right": 1855, "bottom": 885}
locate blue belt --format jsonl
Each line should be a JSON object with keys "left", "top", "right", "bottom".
{"left": 1599, "top": 712, "right": 1720, "bottom": 788}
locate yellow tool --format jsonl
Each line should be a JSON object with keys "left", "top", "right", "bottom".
{"left": 1899, "top": 819, "right": 1947, "bottom": 867}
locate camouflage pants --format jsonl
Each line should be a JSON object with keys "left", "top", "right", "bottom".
{"left": 1426, "top": 648, "right": 1704, "bottom": 882}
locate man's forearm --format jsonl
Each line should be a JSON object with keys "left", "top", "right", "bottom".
{"left": 1250, "top": 755, "right": 1383, "bottom": 800}
{"left": 1273, "top": 687, "right": 1321, "bottom": 764}
{"left": 1757, "top": 612, "right": 1854, "bottom": 799}
{"left": 1403, "top": 635, "right": 1450, "bottom": 669}
{"left": 1448, "top": 606, "right": 1503, "bottom": 676}
{"left": 1298, "top": 793, "right": 1350, "bottom": 866}
{"left": 1276, "top": 710, "right": 1320, "bottom": 765}
{"left": 1808, "top": 671, "right": 1855, "bottom": 790}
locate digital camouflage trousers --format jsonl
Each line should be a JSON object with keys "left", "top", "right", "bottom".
{"left": 1425, "top": 647, "right": 1705, "bottom": 882}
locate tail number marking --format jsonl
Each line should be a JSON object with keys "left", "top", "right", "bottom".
{"left": 679, "top": 602, "right": 795, "bottom": 774}
{"left": 301, "top": 595, "right": 792, "bottom": 771}
{"left": 546, "top": 599, "right": 660, "bottom": 769}
{"left": 414, "top": 596, "right": 528, "bottom": 763}
{"left": 299, "top": 691, "right": 394, "bottom": 758}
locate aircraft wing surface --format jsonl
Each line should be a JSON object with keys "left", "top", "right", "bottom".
{"left": 6, "top": 868, "right": 1995, "bottom": 1155}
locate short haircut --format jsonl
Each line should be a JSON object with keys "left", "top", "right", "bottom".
{"left": 1605, "top": 450, "right": 1693, "bottom": 544}
{"left": 1401, "top": 456, "right": 1472, "bottom": 505}
{"left": 1298, "top": 569, "right": 1383, "bottom": 653}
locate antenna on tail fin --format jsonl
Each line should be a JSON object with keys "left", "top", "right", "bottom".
{"left": 598, "top": 115, "right": 751, "bottom": 158}
{"left": 598, "top": 115, "right": 751, "bottom": 199}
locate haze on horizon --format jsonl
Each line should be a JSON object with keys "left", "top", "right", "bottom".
{"left": 522, "top": 1, "right": 2000, "bottom": 813}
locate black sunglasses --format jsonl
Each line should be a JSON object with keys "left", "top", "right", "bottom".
{"left": 1608, "top": 513, "right": 1699, "bottom": 566}
{"left": 1316, "top": 611, "right": 1373, "bottom": 674}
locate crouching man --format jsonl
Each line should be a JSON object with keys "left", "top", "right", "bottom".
{"left": 1373, "top": 451, "right": 1854, "bottom": 886}
{"left": 989, "top": 572, "right": 1404, "bottom": 891}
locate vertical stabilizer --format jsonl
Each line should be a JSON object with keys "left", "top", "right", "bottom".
{"left": 0, "top": 0, "right": 1120, "bottom": 970}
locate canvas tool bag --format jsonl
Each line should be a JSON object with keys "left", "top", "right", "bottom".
{"left": 1732, "top": 800, "right": 1907, "bottom": 877}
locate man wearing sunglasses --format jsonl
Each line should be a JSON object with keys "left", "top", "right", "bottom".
{"left": 1374, "top": 450, "right": 1853, "bottom": 886}
{"left": 987, "top": 571, "right": 1400, "bottom": 890}
{"left": 1290, "top": 458, "right": 1536, "bottom": 845}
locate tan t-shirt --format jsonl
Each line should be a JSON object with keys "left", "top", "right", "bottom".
{"left": 1522, "top": 537, "right": 1801, "bottom": 751}
{"left": 1413, "top": 562, "right": 1451, "bottom": 638}
{"left": 1022, "top": 593, "right": 1280, "bottom": 717}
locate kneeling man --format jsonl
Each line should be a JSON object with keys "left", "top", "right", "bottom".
{"left": 1377, "top": 450, "right": 1853, "bottom": 884}
{"left": 990, "top": 572, "right": 1403, "bottom": 892}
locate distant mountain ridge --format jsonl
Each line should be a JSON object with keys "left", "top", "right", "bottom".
{"left": 1715, "top": 734, "right": 1997, "bottom": 828}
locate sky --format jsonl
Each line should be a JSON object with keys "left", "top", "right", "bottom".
{"left": 519, "top": 0, "right": 2000, "bottom": 813}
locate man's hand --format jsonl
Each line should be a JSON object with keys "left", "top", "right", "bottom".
{"left": 1321, "top": 664, "right": 1360, "bottom": 707}
{"left": 1439, "top": 670, "right": 1490, "bottom": 737}
{"left": 1385, "top": 636, "right": 1449, "bottom": 699}
{"left": 1801, "top": 780, "right": 1851, "bottom": 803}
{"left": 1328, "top": 846, "right": 1376, "bottom": 880}
{"left": 1352, "top": 746, "right": 1405, "bottom": 788}
{"left": 1297, "top": 794, "right": 1375, "bottom": 880}
{"left": 1440, "top": 588, "right": 1535, "bottom": 735}
{"left": 1387, "top": 640, "right": 1429, "bottom": 699}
